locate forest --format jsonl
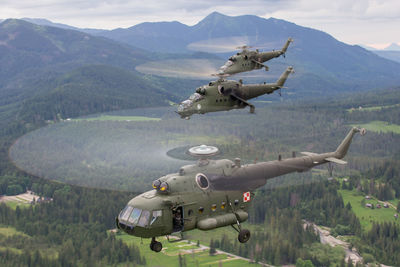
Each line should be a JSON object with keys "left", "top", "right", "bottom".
{"left": 0, "top": 87, "right": 400, "bottom": 266}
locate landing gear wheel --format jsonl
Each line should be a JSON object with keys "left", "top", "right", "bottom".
{"left": 150, "top": 237, "right": 162, "bottom": 252}
{"left": 238, "top": 229, "right": 251, "bottom": 243}
{"left": 152, "top": 241, "right": 162, "bottom": 252}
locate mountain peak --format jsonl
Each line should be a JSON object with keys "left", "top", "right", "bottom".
{"left": 203, "top": 11, "right": 227, "bottom": 20}
{"left": 384, "top": 43, "right": 400, "bottom": 51}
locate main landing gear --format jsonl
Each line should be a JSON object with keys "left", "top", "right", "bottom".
{"left": 150, "top": 237, "right": 162, "bottom": 252}
{"left": 226, "top": 196, "right": 251, "bottom": 243}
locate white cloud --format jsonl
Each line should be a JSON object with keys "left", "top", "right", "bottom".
{"left": 0, "top": 0, "right": 399, "bottom": 45}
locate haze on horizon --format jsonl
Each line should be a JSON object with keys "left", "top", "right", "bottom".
{"left": 1, "top": 0, "right": 399, "bottom": 49}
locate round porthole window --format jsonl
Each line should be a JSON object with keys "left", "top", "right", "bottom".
{"left": 195, "top": 173, "right": 209, "bottom": 189}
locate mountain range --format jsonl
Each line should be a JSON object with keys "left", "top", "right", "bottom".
{"left": 1, "top": 12, "right": 400, "bottom": 124}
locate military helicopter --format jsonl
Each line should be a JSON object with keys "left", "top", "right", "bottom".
{"left": 177, "top": 66, "right": 294, "bottom": 119}
{"left": 218, "top": 38, "right": 293, "bottom": 75}
{"left": 116, "top": 127, "right": 366, "bottom": 252}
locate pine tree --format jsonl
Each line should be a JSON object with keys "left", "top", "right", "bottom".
{"left": 209, "top": 239, "right": 216, "bottom": 256}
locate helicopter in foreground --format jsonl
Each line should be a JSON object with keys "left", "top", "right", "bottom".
{"left": 218, "top": 38, "right": 293, "bottom": 75}
{"left": 116, "top": 127, "right": 365, "bottom": 252}
{"left": 177, "top": 66, "right": 294, "bottom": 119}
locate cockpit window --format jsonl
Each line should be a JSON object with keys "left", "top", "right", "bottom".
{"left": 150, "top": 210, "right": 162, "bottom": 225}
{"left": 224, "top": 60, "right": 234, "bottom": 67}
{"left": 128, "top": 208, "right": 142, "bottom": 224}
{"left": 189, "top": 93, "right": 203, "bottom": 102}
{"left": 120, "top": 206, "right": 133, "bottom": 221}
{"left": 137, "top": 210, "right": 151, "bottom": 227}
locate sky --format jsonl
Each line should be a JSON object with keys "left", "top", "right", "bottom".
{"left": 1, "top": 0, "right": 399, "bottom": 49}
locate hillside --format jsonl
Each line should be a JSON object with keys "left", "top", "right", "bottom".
{"left": 0, "top": 19, "right": 151, "bottom": 106}
{"left": 0, "top": 19, "right": 197, "bottom": 127}
{"left": 17, "top": 65, "right": 178, "bottom": 123}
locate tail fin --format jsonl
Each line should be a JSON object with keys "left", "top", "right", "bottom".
{"left": 335, "top": 127, "right": 366, "bottom": 158}
{"left": 276, "top": 66, "right": 294, "bottom": 87}
{"left": 281, "top": 38, "right": 293, "bottom": 53}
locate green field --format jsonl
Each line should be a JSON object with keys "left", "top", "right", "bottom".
{"left": 353, "top": 121, "right": 400, "bottom": 134}
{"left": 339, "top": 190, "right": 400, "bottom": 230}
{"left": 3, "top": 200, "right": 31, "bottom": 210}
{"left": 0, "top": 225, "right": 30, "bottom": 238}
{"left": 74, "top": 115, "right": 161, "bottom": 122}
{"left": 347, "top": 103, "right": 400, "bottom": 113}
{"left": 116, "top": 232, "right": 260, "bottom": 267}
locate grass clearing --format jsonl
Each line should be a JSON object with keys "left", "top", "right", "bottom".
{"left": 339, "top": 190, "right": 400, "bottom": 230}
{"left": 352, "top": 121, "right": 400, "bottom": 134}
{"left": 116, "top": 232, "right": 259, "bottom": 267}
{"left": 347, "top": 103, "right": 400, "bottom": 113}
{"left": 0, "top": 225, "right": 30, "bottom": 238}
{"left": 3, "top": 201, "right": 31, "bottom": 210}
{"left": 74, "top": 115, "right": 161, "bottom": 122}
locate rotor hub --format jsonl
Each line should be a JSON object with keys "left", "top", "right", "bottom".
{"left": 188, "top": 145, "right": 219, "bottom": 165}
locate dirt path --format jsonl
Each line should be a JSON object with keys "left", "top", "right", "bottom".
{"left": 305, "top": 222, "right": 363, "bottom": 265}
{"left": 0, "top": 191, "right": 39, "bottom": 204}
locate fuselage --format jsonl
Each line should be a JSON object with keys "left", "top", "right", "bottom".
{"left": 219, "top": 50, "right": 284, "bottom": 75}
{"left": 177, "top": 79, "right": 279, "bottom": 119}
{"left": 116, "top": 127, "right": 364, "bottom": 240}
{"left": 116, "top": 159, "right": 251, "bottom": 238}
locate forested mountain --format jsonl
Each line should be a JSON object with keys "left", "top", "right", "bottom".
{"left": 1, "top": 13, "right": 400, "bottom": 267}
{"left": 372, "top": 50, "right": 400, "bottom": 63}
{"left": 0, "top": 19, "right": 199, "bottom": 126}
{"left": 94, "top": 12, "right": 400, "bottom": 94}
{"left": 17, "top": 65, "right": 178, "bottom": 123}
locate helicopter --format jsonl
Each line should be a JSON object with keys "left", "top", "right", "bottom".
{"left": 177, "top": 66, "right": 294, "bottom": 119}
{"left": 116, "top": 127, "right": 366, "bottom": 252}
{"left": 218, "top": 38, "right": 293, "bottom": 75}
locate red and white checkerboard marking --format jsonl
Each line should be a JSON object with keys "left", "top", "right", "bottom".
{"left": 243, "top": 191, "right": 251, "bottom": 202}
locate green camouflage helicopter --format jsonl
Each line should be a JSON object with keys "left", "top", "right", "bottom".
{"left": 218, "top": 38, "right": 293, "bottom": 75}
{"left": 177, "top": 66, "right": 294, "bottom": 119}
{"left": 116, "top": 127, "right": 365, "bottom": 252}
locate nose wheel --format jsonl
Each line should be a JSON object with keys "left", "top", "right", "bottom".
{"left": 150, "top": 237, "right": 162, "bottom": 252}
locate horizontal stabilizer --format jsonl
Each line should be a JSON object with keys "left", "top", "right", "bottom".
{"left": 325, "top": 157, "right": 347, "bottom": 165}
{"left": 301, "top": 151, "right": 318, "bottom": 156}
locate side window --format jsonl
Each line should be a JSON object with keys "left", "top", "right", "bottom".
{"left": 138, "top": 210, "right": 151, "bottom": 227}
{"left": 150, "top": 210, "right": 162, "bottom": 225}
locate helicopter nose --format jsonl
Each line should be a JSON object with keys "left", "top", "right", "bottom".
{"left": 116, "top": 217, "right": 134, "bottom": 234}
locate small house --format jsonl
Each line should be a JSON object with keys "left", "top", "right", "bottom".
{"left": 366, "top": 203, "right": 372, "bottom": 208}
{"left": 376, "top": 204, "right": 381, "bottom": 209}
{"left": 365, "top": 195, "right": 371, "bottom": 200}
{"left": 384, "top": 203, "right": 389, "bottom": 208}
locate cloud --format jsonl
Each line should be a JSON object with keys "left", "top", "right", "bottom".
{"left": 0, "top": 0, "right": 399, "bottom": 45}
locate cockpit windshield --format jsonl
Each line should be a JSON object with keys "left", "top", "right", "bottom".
{"left": 178, "top": 93, "right": 203, "bottom": 112}
{"left": 189, "top": 93, "right": 203, "bottom": 102}
{"left": 224, "top": 60, "right": 234, "bottom": 67}
{"left": 119, "top": 206, "right": 162, "bottom": 227}
{"left": 128, "top": 208, "right": 141, "bottom": 224}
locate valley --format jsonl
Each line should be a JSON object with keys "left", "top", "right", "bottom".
{"left": 0, "top": 12, "right": 400, "bottom": 267}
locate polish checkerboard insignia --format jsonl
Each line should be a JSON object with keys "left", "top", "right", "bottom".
{"left": 243, "top": 191, "right": 251, "bottom": 202}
